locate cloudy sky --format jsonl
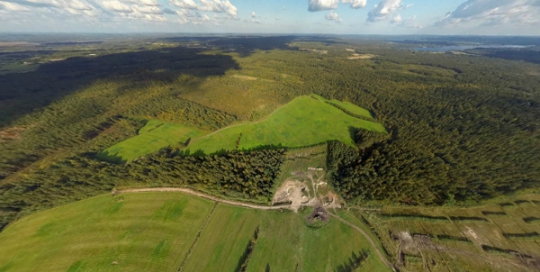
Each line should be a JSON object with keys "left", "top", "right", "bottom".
{"left": 0, "top": 0, "right": 539, "bottom": 35}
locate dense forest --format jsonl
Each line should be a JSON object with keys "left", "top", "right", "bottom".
{"left": 1, "top": 35, "right": 539, "bottom": 230}
{"left": 0, "top": 147, "right": 285, "bottom": 229}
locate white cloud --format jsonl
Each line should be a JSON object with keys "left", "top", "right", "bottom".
{"left": 325, "top": 10, "right": 342, "bottom": 23}
{"left": 367, "top": 0, "right": 403, "bottom": 22}
{"left": 0, "top": 0, "right": 167, "bottom": 22}
{"left": 0, "top": 2, "right": 30, "bottom": 11}
{"left": 390, "top": 14, "right": 401, "bottom": 24}
{"left": 394, "top": 14, "right": 422, "bottom": 29}
{"left": 437, "top": 0, "right": 540, "bottom": 27}
{"left": 308, "top": 0, "right": 339, "bottom": 12}
{"left": 100, "top": 1, "right": 131, "bottom": 13}
{"left": 170, "top": 0, "right": 238, "bottom": 18}
{"left": 251, "top": 11, "right": 256, "bottom": 18}
{"left": 342, "top": 0, "right": 366, "bottom": 9}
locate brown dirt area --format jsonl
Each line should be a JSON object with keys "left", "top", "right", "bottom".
{"left": 300, "top": 48, "right": 328, "bottom": 54}
{"left": 0, "top": 126, "right": 26, "bottom": 142}
{"left": 348, "top": 54, "right": 376, "bottom": 60}
{"left": 272, "top": 180, "right": 313, "bottom": 212}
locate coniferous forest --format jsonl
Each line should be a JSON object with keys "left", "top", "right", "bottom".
{"left": 0, "top": 35, "right": 539, "bottom": 230}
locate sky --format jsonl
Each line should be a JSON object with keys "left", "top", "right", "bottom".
{"left": 0, "top": 0, "right": 540, "bottom": 35}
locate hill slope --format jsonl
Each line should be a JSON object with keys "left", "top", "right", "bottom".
{"left": 97, "top": 120, "right": 207, "bottom": 162}
{"left": 185, "top": 95, "right": 386, "bottom": 155}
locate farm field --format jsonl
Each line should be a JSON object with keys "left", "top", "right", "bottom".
{"left": 98, "top": 120, "right": 207, "bottom": 162}
{"left": 0, "top": 192, "right": 215, "bottom": 272}
{"left": 0, "top": 191, "right": 390, "bottom": 272}
{"left": 185, "top": 95, "right": 386, "bottom": 155}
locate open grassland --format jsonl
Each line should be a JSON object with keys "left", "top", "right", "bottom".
{"left": 186, "top": 95, "right": 386, "bottom": 155}
{"left": 98, "top": 120, "right": 207, "bottom": 162}
{"left": 0, "top": 192, "right": 214, "bottom": 272}
{"left": 358, "top": 193, "right": 540, "bottom": 271}
{"left": 312, "top": 94, "right": 373, "bottom": 119}
{"left": 0, "top": 192, "right": 389, "bottom": 272}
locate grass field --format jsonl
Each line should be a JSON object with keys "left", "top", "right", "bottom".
{"left": 98, "top": 120, "right": 207, "bottom": 162}
{"left": 312, "top": 94, "right": 374, "bottom": 119}
{"left": 185, "top": 95, "right": 386, "bottom": 155}
{"left": 0, "top": 192, "right": 214, "bottom": 272}
{"left": 0, "top": 192, "right": 390, "bottom": 272}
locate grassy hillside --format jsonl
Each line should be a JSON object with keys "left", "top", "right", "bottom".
{"left": 185, "top": 95, "right": 386, "bottom": 155}
{"left": 97, "top": 120, "right": 207, "bottom": 162}
{"left": 0, "top": 192, "right": 214, "bottom": 272}
{"left": 313, "top": 94, "right": 374, "bottom": 119}
{"left": 0, "top": 192, "right": 389, "bottom": 272}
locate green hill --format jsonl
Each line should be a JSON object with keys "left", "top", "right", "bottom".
{"left": 99, "top": 95, "right": 385, "bottom": 159}
{"left": 185, "top": 95, "right": 386, "bottom": 155}
{"left": 97, "top": 120, "right": 207, "bottom": 162}
{"left": 0, "top": 192, "right": 389, "bottom": 272}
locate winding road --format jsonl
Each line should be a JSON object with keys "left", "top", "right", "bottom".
{"left": 115, "top": 187, "right": 396, "bottom": 271}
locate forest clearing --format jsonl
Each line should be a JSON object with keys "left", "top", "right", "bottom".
{"left": 97, "top": 94, "right": 385, "bottom": 160}
{"left": 98, "top": 120, "right": 207, "bottom": 162}
{"left": 184, "top": 95, "right": 386, "bottom": 155}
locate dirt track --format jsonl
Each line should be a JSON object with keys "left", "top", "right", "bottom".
{"left": 116, "top": 187, "right": 290, "bottom": 210}
{"left": 329, "top": 213, "right": 396, "bottom": 271}
{"left": 116, "top": 187, "right": 395, "bottom": 271}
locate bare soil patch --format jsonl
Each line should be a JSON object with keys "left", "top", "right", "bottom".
{"left": 272, "top": 180, "right": 311, "bottom": 212}
{"left": 232, "top": 74, "right": 258, "bottom": 81}
{"left": 346, "top": 48, "right": 355, "bottom": 52}
{"left": 348, "top": 54, "right": 376, "bottom": 60}
{"left": 0, "top": 126, "right": 26, "bottom": 142}
{"left": 300, "top": 48, "right": 328, "bottom": 54}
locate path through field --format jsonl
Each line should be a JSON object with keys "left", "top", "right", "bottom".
{"left": 116, "top": 187, "right": 289, "bottom": 210}
{"left": 329, "top": 213, "right": 396, "bottom": 271}
{"left": 116, "top": 187, "right": 395, "bottom": 271}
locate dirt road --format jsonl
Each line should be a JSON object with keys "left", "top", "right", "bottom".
{"left": 116, "top": 187, "right": 395, "bottom": 271}
{"left": 116, "top": 187, "right": 290, "bottom": 210}
{"left": 329, "top": 213, "right": 396, "bottom": 271}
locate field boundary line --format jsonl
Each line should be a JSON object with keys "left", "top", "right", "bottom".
{"left": 177, "top": 202, "right": 218, "bottom": 272}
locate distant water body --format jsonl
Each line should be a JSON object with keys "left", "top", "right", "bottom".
{"left": 413, "top": 45, "right": 531, "bottom": 52}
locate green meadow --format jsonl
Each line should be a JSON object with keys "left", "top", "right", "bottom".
{"left": 185, "top": 95, "right": 386, "bottom": 155}
{"left": 0, "top": 192, "right": 390, "bottom": 272}
{"left": 98, "top": 120, "right": 207, "bottom": 162}
{"left": 312, "top": 94, "right": 374, "bottom": 119}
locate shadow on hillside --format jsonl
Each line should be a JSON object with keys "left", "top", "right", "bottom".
{"left": 162, "top": 36, "right": 300, "bottom": 57}
{"left": 0, "top": 46, "right": 240, "bottom": 128}
{"left": 161, "top": 35, "right": 347, "bottom": 57}
{"left": 475, "top": 49, "right": 540, "bottom": 65}
{"left": 94, "top": 150, "right": 127, "bottom": 164}
{"left": 179, "top": 143, "right": 287, "bottom": 157}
